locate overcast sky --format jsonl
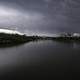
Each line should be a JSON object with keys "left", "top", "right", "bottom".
{"left": 0, "top": 0, "right": 79, "bottom": 35}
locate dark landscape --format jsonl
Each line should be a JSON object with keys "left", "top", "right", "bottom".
{"left": 0, "top": 0, "right": 80, "bottom": 80}
{"left": 0, "top": 32, "right": 80, "bottom": 47}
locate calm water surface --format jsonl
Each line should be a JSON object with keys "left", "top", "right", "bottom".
{"left": 0, "top": 40, "right": 80, "bottom": 79}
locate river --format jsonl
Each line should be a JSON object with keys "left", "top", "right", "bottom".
{"left": 0, "top": 40, "right": 80, "bottom": 79}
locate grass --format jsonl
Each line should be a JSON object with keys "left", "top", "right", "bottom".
{"left": 0, "top": 33, "right": 46, "bottom": 47}
{"left": 51, "top": 37, "right": 80, "bottom": 43}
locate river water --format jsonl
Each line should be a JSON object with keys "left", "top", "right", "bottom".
{"left": 0, "top": 40, "right": 80, "bottom": 79}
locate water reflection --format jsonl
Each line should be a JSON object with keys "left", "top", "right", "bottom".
{"left": 0, "top": 42, "right": 29, "bottom": 48}
{"left": 52, "top": 40, "right": 80, "bottom": 49}
{"left": 0, "top": 40, "right": 79, "bottom": 79}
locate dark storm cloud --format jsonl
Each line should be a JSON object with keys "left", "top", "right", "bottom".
{"left": 0, "top": 0, "right": 80, "bottom": 35}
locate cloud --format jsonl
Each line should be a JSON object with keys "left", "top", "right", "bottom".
{"left": 44, "top": 0, "right": 52, "bottom": 3}
{"left": 0, "top": 5, "right": 45, "bottom": 34}
{"left": 0, "top": 0, "right": 79, "bottom": 35}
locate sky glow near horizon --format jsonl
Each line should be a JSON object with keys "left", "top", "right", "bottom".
{"left": 0, "top": 29, "right": 24, "bottom": 35}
